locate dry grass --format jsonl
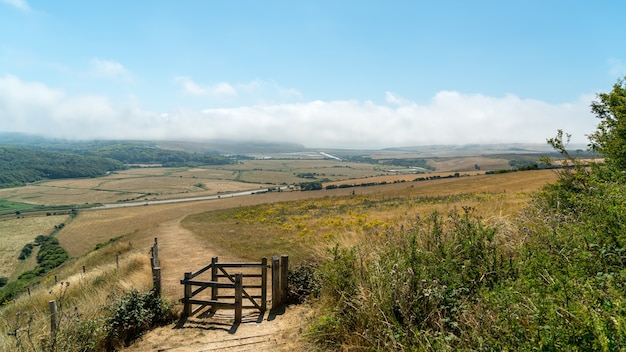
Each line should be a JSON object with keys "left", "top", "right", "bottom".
{"left": 182, "top": 170, "right": 558, "bottom": 264}
{"left": 428, "top": 156, "right": 511, "bottom": 171}
{"left": 0, "top": 215, "right": 69, "bottom": 279}
{"left": 0, "top": 246, "right": 152, "bottom": 352}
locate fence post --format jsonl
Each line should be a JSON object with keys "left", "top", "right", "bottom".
{"left": 234, "top": 272, "right": 243, "bottom": 323}
{"left": 151, "top": 237, "right": 159, "bottom": 268}
{"left": 183, "top": 271, "right": 192, "bottom": 317}
{"left": 116, "top": 254, "right": 119, "bottom": 270}
{"left": 152, "top": 267, "right": 161, "bottom": 296}
{"left": 271, "top": 256, "right": 280, "bottom": 308}
{"left": 261, "top": 257, "right": 267, "bottom": 312}
{"left": 49, "top": 300, "right": 58, "bottom": 338}
{"left": 280, "top": 255, "right": 289, "bottom": 305}
{"left": 211, "top": 256, "right": 218, "bottom": 301}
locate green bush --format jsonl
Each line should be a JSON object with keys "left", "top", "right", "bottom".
{"left": 105, "top": 290, "right": 174, "bottom": 348}
{"left": 286, "top": 261, "right": 320, "bottom": 304}
{"left": 310, "top": 193, "right": 626, "bottom": 350}
{"left": 18, "top": 243, "right": 34, "bottom": 260}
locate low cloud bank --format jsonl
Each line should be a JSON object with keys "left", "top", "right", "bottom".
{"left": 0, "top": 75, "right": 597, "bottom": 149}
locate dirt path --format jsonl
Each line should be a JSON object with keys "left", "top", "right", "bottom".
{"left": 122, "top": 217, "right": 312, "bottom": 352}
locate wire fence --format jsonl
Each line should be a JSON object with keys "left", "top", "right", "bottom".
{"left": 1, "top": 239, "right": 160, "bottom": 348}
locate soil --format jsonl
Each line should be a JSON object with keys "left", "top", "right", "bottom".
{"left": 121, "top": 218, "right": 315, "bottom": 352}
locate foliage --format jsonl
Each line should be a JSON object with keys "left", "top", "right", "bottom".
{"left": 0, "top": 277, "right": 7, "bottom": 288}
{"left": 343, "top": 155, "right": 435, "bottom": 170}
{"left": 18, "top": 243, "right": 34, "bottom": 260}
{"left": 82, "top": 142, "right": 234, "bottom": 167}
{"left": 105, "top": 290, "right": 174, "bottom": 348}
{"left": 299, "top": 181, "right": 323, "bottom": 191}
{"left": 0, "top": 146, "right": 126, "bottom": 188}
{"left": 588, "top": 76, "right": 626, "bottom": 170}
{"left": 286, "top": 261, "right": 321, "bottom": 304}
{"left": 4, "top": 286, "right": 172, "bottom": 352}
{"left": 0, "top": 234, "right": 69, "bottom": 303}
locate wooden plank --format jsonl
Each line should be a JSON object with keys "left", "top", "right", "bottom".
{"left": 281, "top": 255, "right": 289, "bottom": 305}
{"left": 272, "top": 256, "right": 280, "bottom": 308}
{"left": 235, "top": 272, "right": 242, "bottom": 323}
{"left": 183, "top": 272, "right": 192, "bottom": 317}
{"left": 261, "top": 257, "right": 267, "bottom": 312}
{"left": 216, "top": 262, "right": 265, "bottom": 268}
{"left": 190, "top": 262, "right": 214, "bottom": 279}
{"left": 183, "top": 299, "right": 236, "bottom": 308}
{"left": 211, "top": 256, "right": 218, "bottom": 302}
{"left": 217, "top": 273, "right": 263, "bottom": 278}
{"left": 183, "top": 280, "right": 236, "bottom": 289}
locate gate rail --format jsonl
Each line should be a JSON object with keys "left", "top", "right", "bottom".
{"left": 180, "top": 256, "right": 288, "bottom": 323}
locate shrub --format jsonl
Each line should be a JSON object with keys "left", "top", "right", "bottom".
{"left": 105, "top": 290, "right": 174, "bottom": 348}
{"left": 18, "top": 243, "right": 34, "bottom": 260}
{"left": 286, "top": 261, "right": 320, "bottom": 304}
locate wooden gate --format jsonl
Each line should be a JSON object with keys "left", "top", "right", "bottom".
{"left": 180, "top": 256, "right": 288, "bottom": 323}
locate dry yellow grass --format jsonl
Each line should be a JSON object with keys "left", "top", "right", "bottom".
{"left": 0, "top": 249, "right": 152, "bottom": 351}
{"left": 428, "top": 156, "right": 512, "bottom": 171}
{"left": 0, "top": 215, "right": 69, "bottom": 279}
{"left": 182, "top": 170, "right": 559, "bottom": 263}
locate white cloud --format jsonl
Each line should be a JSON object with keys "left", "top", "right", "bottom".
{"left": 175, "top": 77, "right": 303, "bottom": 105}
{"left": 1, "top": 0, "right": 30, "bottom": 11}
{"left": 176, "top": 77, "right": 238, "bottom": 100}
{"left": 90, "top": 58, "right": 132, "bottom": 81}
{"left": 0, "top": 75, "right": 598, "bottom": 149}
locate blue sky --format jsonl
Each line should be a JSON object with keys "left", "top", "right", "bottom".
{"left": 1, "top": 0, "right": 624, "bottom": 149}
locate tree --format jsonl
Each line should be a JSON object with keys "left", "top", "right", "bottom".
{"left": 588, "top": 76, "right": 626, "bottom": 170}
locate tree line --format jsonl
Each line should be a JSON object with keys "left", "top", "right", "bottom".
{"left": 0, "top": 142, "right": 235, "bottom": 188}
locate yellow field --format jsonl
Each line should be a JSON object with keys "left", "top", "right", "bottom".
{"left": 0, "top": 215, "right": 68, "bottom": 279}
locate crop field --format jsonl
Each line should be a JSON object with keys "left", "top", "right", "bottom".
{"left": 213, "top": 159, "right": 394, "bottom": 184}
{"left": 0, "top": 158, "right": 439, "bottom": 209}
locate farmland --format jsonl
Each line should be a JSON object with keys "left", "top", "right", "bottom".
{"left": 0, "top": 152, "right": 555, "bottom": 285}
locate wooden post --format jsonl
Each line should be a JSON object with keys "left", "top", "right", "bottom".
{"left": 116, "top": 254, "right": 119, "bottom": 270}
{"left": 183, "top": 272, "right": 192, "bottom": 317}
{"left": 152, "top": 267, "right": 161, "bottom": 296}
{"left": 234, "top": 272, "right": 243, "bottom": 323}
{"left": 49, "top": 300, "right": 58, "bottom": 338}
{"left": 54, "top": 275, "right": 58, "bottom": 284}
{"left": 27, "top": 287, "right": 31, "bottom": 297}
{"left": 272, "top": 256, "right": 280, "bottom": 308}
{"left": 211, "top": 256, "right": 218, "bottom": 301}
{"left": 152, "top": 237, "right": 159, "bottom": 267}
{"left": 280, "top": 255, "right": 289, "bottom": 305}
{"left": 261, "top": 257, "right": 267, "bottom": 312}
{"left": 82, "top": 265, "right": 86, "bottom": 274}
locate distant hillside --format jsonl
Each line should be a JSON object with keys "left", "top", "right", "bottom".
{"left": 155, "top": 139, "right": 307, "bottom": 154}
{"left": 0, "top": 146, "right": 126, "bottom": 188}
{"left": 81, "top": 143, "right": 234, "bottom": 166}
